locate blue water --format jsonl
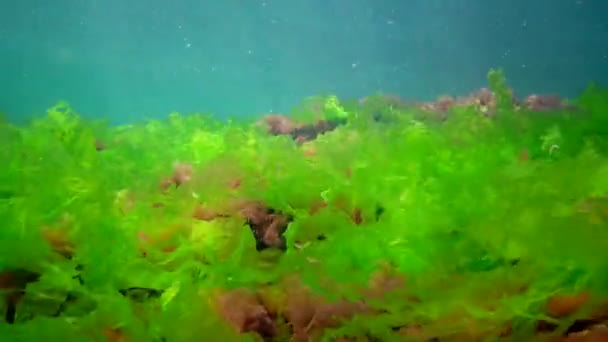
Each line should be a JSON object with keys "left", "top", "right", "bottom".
{"left": 1, "top": 0, "right": 607, "bottom": 124}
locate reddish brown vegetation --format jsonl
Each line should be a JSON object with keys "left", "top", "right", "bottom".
{"left": 284, "top": 294, "right": 370, "bottom": 342}
{"left": 361, "top": 87, "right": 574, "bottom": 124}
{"left": 524, "top": 94, "right": 568, "bottom": 112}
{"left": 40, "top": 215, "right": 76, "bottom": 259}
{"left": 103, "top": 328, "right": 126, "bottom": 342}
{"left": 215, "top": 289, "right": 277, "bottom": 338}
{"left": 94, "top": 139, "right": 106, "bottom": 151}
{"left": 190, "top": 197, "right": 293, "bottom": 252}
{"left": 136, "top": 223, "right": 192, "bottom": 256}
{"left": 259, "top": 114, "right": 345, "bottom": 144}
{"left": 415, "top": 88, "right": 572, "bottom": 117}
{"left": 0, "top": 269, "right": 41, "bottom": 323}
{"left": 235, "top": 200, "right": 293, "bottom": 251}
{"left": 519, "top": 149, "right": 531, "bottom": 162}
{"left": 261, "top": 89, "right": 575, "bottom": 146}
{"left": 262, "top": 114, "right": 297, "bottom": 135}
{"left": 192, "top": 204, "right": 226, "bottom": 221}
{"left": 41, "top": 228, "right": 75, "bottom": 259}
{"left": 561, "top": 325, "right": 608, "bottom": 342}
{"left": 547, "top": 293, "right": 591, "bottom": 318}
{"left": 364, "top": 266, "right": 409, "bottom": 299}
{"left": 308, "top": 200, "right": 327, "bottom": 216}
{"left": 159, "top": 162, "right": 194, "bottom": 192}
{"left": 215, "top": 276, "right": 375, "bottom": 342}
{"left": 369, "top": 87, "right": 501, "bottom": 118}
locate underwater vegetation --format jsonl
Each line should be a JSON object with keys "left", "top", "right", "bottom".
{"left": 1, "top": 69, "right": 608, "bottom": 341}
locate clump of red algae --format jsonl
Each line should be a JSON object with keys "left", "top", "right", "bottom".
{"left": 546, "top": 293, "right": 591, "bottom": 318}
{"left": 261, "top": 114, "right": 298, "bottom": 135}
{"left": 234, "top": 199, "right": 293, "bottom": 251}
{"left": 269, "top": 276, "right": 373, "bottom": 342}
{"left": 260, "top": 89, "right": 576, "bottom": 145}
{"left": 362, "top": 88, "right": 573, "bottom": 122}
{"left": 136, "top": 222, "right": 193, "bottom": 257}
{"left": 272, "top": 89, "right": 532, "bottom": 139}
{"left": 258, "top": 113, "right": 345, "bottom": 144}
{"left": 103, "top": 328, "right": 126, "bottom": 342}
{"left": 172, "top": 162, "right": 194, "bottom": 186}
{"left": 159, "top": 162, "right": 194, "bottom": 192}
{"left": 534, "top": 292, "right": 608, "bottom": 340}
{"left": 213, "top": 270, "right": 420, "bottom": 341}
{"left": 416, "top": 87, "right": 514, "bottom": 117}
{"left": 213, "top": 289, "right": 277, "bottom": 338}
{"left": 460, "top": 87, "right": 499, "bottom": 116}
{"left": 94, "top": 139, "right": 106, "bottom": 151}
{"left": 563, "top": 326, "right": 608, "bottom": 342}
{"left": 0, "top": 269, "right": 41, "bottom": 324}
{"left": 523, "top": 94, "right": 572, "bottom": 112}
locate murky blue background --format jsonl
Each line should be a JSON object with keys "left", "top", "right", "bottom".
{"left": 1, "top": 0, "right": 607, "bottom": 124}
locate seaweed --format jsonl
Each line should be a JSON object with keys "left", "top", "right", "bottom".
{"left": 0, "top": 71, "right": 607, "bottom": 341}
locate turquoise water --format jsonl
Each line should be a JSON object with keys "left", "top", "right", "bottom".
{"left": 1, "top": 1, "right": 607, "bottom": 124}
